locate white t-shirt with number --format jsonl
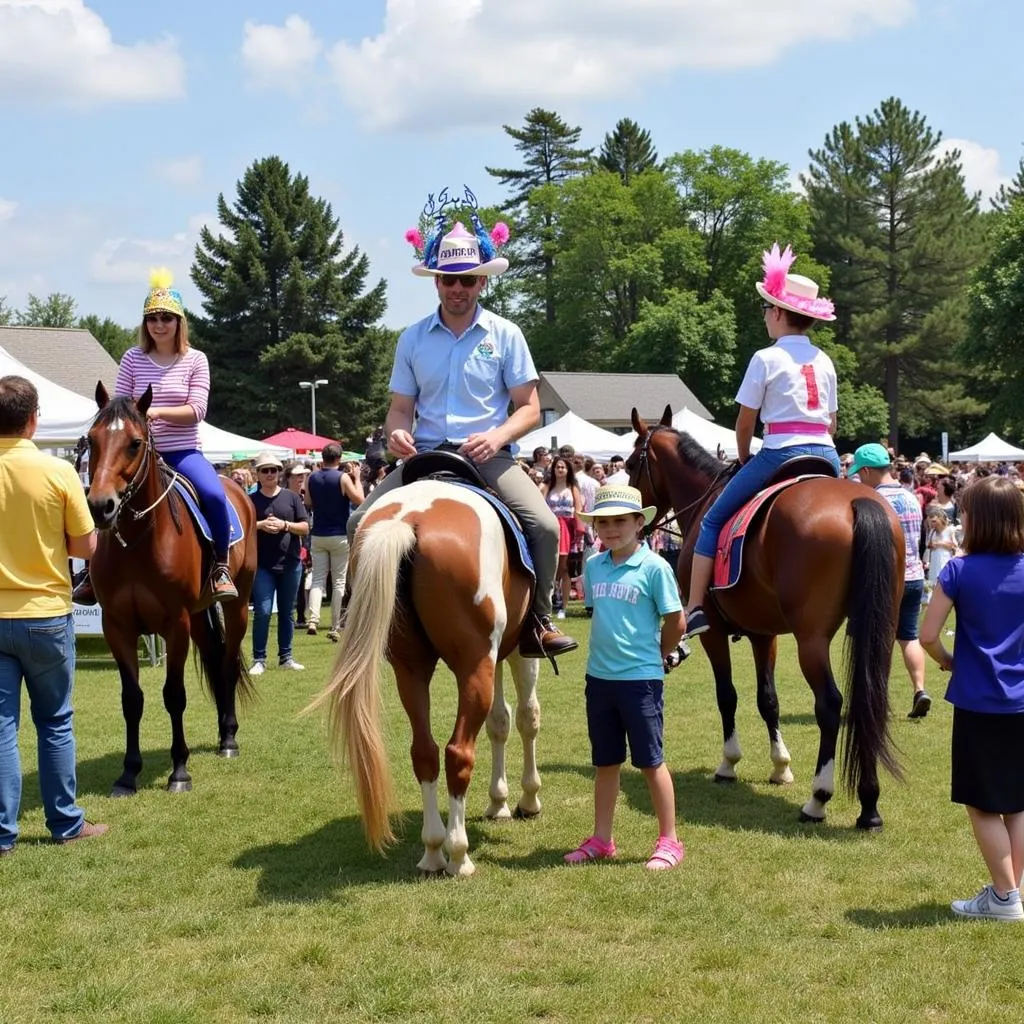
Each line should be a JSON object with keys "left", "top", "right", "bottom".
{"left": 734, "top": 335, "right": 838, "bottom": 450}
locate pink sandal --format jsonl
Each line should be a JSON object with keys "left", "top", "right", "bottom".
{"left": 645, "top": 836, "right": 685, "bottom": 871}
{"left": 564, "top": 835, "right": 616, "bottom": 864}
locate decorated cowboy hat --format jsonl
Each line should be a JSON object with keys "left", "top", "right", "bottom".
{"left": 143, "top": 267, "right": 184, "bottom": 318}
{"left": 578, "top": 485, "right": 657, "bottom": 526}
{"left": 755, "top": 244, "right": 836, "bottom": 322}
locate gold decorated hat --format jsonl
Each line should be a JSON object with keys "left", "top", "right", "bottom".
{"left": 577, "top": 484, "right": 657, "bottom": 526}
{"left": 143, "top": 267, "right": 184, "bottom": 318}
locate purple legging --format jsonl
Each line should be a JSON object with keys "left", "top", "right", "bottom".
{"left": 161, "top": 448, "right": 232, "bottom": 560}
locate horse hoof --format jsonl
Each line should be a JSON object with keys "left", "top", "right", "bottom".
{"left": 110, "top": 785, "right": 136, "bottom": 799}
{"left": 713, "top": 774, "right": 737, "bottom": 784}
{"left": 798, "top": 810, "right": 826, "bottom": 824}
{"left": 166, "top": 779, "right": 193, "bottom": 794}
{"left": 512, "top": 804, "right": 541, "bottom": 820}
{"left": 217, "top": 747, "right": 240, "bottom": 759}
{"left": 856, "top": 816, "right": 883, "bottom": 832}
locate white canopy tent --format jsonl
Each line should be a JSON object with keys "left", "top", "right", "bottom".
{"left": 948, "top": 432, "right": 1024, "bottom": 462}
{"left": 198, "top": 422, "right": 293, "bottom": 463}
{"left": 671, "top": 407, "right": 762, "bottom": 460}
{"left": 519, "top": 411, "right": 635, "bottom": 461}
{"left": 0, "top": 344, "right": 96, "bottom": 444}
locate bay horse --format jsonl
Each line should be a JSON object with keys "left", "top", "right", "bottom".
{"left": 85, "top": 383, "right": 257, "bottom": 795}
{"left": 311, "top": 475, "right": 541, "bottom": 877}
{"left": 629, "top": 407, "right": 903, "bottom": 829}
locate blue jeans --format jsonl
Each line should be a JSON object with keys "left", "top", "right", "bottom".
{"left": 251, "top": 563, "right": 303, "bottom": 664}
{"left": 695, "top": 444, "right": 842, "bottom": 557}
{"left": 162, "top": 449, "right": 232, "bottom": 559}
{"left": 0, "top": 615, "right": 84, "bottom": 848}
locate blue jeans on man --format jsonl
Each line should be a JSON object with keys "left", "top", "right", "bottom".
{"left": 0, "top": 615, "right": 85, "bottom": 850}
{"left": 251, "top": 562, "right": 303, "bottom": 665}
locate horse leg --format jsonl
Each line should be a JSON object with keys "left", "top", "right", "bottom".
{"left": 108, "top": 634, "right": 143, "bottom": 798}
{"left": 750, "top": 635, "right": 793, "bottom": 785}
{"left": 163, "top": 614, "right": 193, "bottom": 793}
{"left": 484, "top": 659, "right": 512, "bottom": 821}
{"left": 394, "top": 653, "right": 446, "bottom": 875}
{"left": 701, "top": 630, "right": 742, "bottom": 781}
{"left": 796, "top": 637, "right": 842, "bottom": 824}
{"left": 444, "top": 657, "right": 496, "bottom": 878}
{"left": 486, "top": 652, "right": 541, "bottom": 820}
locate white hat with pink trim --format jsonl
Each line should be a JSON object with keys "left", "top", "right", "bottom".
{"left": 755, "top": 244, "right": 836, "bottom": 322}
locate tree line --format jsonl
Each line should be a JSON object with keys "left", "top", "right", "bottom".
{"left": 6, "top": 96, "right": 1024, "bottom": 451}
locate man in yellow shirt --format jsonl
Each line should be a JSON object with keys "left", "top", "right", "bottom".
{"left": 0, "top": 376, "right": 107, "bottom": 854}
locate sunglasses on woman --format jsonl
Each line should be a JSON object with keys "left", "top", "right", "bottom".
{"left": 144, "top": 313, "right": 178, "bottom": 324}
{"left": 439, "top": 275, "right": 482, "bottom": 288}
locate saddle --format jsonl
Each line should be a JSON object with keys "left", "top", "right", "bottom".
{"left": 401, "top": 450, "right": 535, "bottom": 580}
{"left": 712, "top": 455, "right": 838, "bottom": 592}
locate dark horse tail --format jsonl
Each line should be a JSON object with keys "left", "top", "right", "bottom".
{"left": 841, "top": 497, "right": 903, "bottom": 795}
{"left": 192, "top": 606, "right": 255, "bottom": 705}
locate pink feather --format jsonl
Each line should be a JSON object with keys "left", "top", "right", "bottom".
{"left": 490, "top": 222, "right": 510, "bottom": 247}
{"left": 761, "top": 243, "right": 796, "bottom": 298}
{"left": 405, "top": 228, "right": 424, "bottom": 250}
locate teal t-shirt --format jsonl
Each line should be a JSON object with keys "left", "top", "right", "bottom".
{"left": 583, "top": 544, "right": 683, "bottom": 680}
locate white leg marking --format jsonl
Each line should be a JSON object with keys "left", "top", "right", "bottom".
{"left": 486, "top": 663, "right": 512, "bottom": 819}
{"left": 417, "top": 780, "right": 447, "bottom": 873}
{"left": 801, "top": 758, "right": 835, "bottom": 820}
{"left": 445, "top": 794, "right": 474, "bottom": 878}
{"left": 510, "top": 652, "right": 541, "bottom": 815}
{"left": 716, "top": 730, "right": 743, "bottom": 779}
{"left": 769, "top": 732, "right": 794, "bottom": 785}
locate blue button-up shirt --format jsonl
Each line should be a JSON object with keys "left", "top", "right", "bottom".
{"left": 389, "top": 305, "right": 539, "bottom": 451}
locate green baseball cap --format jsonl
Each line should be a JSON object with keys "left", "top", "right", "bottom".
{"left": 848, "top": 443, "right": 891, "bottom": 476}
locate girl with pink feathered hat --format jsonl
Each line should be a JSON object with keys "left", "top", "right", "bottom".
{"left": 683, "top": 245, "right": 842, "bottom": 639}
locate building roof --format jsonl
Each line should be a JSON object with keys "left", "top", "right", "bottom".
{"left": 539, "top": 372, "right": 712, "bottom": 423}
{"left": 0, "top": 326, "right": 119, "bottom": 399}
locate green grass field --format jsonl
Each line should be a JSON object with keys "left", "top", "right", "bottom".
{"left": 1, "top": 609, "right": 1020, "bottom": 1023}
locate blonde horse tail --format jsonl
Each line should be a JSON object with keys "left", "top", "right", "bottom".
{"left": 306, "top": 516, "right": 417, "bottom": 851}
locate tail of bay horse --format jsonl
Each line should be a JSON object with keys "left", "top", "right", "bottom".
{"left": 86, "top": 383, "right": 257, "bottom": 796}
{"left": 311, "top": 479, "right": 540, "bottom": 877}
{"left": 629, "top": 407, "right": 903, "bottom": 829}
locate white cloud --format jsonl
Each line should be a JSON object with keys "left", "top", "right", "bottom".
{"left": 326, "top": 0, "right": 917, "bottom": 130}
{"left": 0, "top": 1, "right": 185, "bottom": 105}
{"left": 938, "top": 138, "right": 1012, "bottom": 204}
{"left": 158, "top": 156, "right": 204, "bottom": 188}
{"left": 242, "top": 14, "right": 322, "bottom": 91}
{"left": 0, "top": 199, "right": 16, "bottom": 223}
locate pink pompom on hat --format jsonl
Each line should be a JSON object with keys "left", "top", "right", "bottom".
{"left": 755, "top": 244, "right": 836, "bottom": 322}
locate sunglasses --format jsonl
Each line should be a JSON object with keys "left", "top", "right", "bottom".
{"left": 439, "top": 275, "right": 482, "bottom": 288}
{"left": 258, "top": 467, "right": 279, "bottom": 474}
{"left": 761, "top": 302, "right": 775, "bottom": 312}
{"left": 145, "top": 313, "right": 178, "bottom": 324}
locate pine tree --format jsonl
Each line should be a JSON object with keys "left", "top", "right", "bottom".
{"left": 993, "top": 157, "right": 1024, "bottom": 213}
{"left": 597, "top": 118, "right": 658, "bottom": 184}
{"left": 190, "top": 156, "right": 388, "bottom": 438}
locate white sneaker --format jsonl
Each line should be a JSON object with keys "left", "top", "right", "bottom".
{"left": 279, "top": 659, "right": 305, "bottom": 671}
{"left": 249, "top": 661, "right": 266, "bottom": 677}
{"left": 555, "top": 610, "right": 566, "bottom": 620}
{"left": 952, "top": 885, "right": 1024, "bottom": 921}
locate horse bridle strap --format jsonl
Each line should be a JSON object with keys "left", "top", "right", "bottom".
{"left": 110, "top": 431, "right": 178, "bottom": 547}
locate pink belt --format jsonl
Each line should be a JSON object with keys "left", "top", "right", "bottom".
{"left": 764, "top": 421, "right": 830, "bottom": 435}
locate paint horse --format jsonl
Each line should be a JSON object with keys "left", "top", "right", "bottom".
{"left": 85, "top": 383, "right": 257, "bottom": 795}
{"left": 312, "top": 455, "right": 541, "bottom": 876}
{"left": 629, "top": 407, "right": 903, "bottom": 829}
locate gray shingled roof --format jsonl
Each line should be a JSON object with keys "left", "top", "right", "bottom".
{"left": 540, "top": 372, "right": 712, "bottom": 422}
{"left": 0, "top": 326, "right": 119, "bottom": 399}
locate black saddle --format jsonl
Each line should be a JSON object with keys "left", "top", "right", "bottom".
{"left": 763, "top": 454, "right": 839, "bottom": 487}
{"left": 401, "top": 450, "right": 491, "bottom": 490}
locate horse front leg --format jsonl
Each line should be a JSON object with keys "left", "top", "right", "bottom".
{"left": 509, "top": 651, "right": 541, "bottom": 818}
{"left": 106, "top": 629, "right": 143, "bottom": 798}
{"left": 485, "top": 660, "right": 512, "bottom": 820}
{"left": 701, "top": 629, "right": 742, "bottom": 781}
{"left": 796, "top": 637, "right": 842, "bottom": 824}
{"left": 751, "top": 635, "right": 793, "bottom": 784}
{"left": 163, "top": 614, "right": 192, "bottom": 793}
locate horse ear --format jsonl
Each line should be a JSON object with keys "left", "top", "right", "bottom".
{"left": 95, "top": 381, "right": 109, "bottom": 409}
{"left": 137, "top": 384, "right": 153, "bottom": 416}
{"left": 660, "top": 404, "right": 673, "bottom": 426}
{"left": 630, "top": 407, "right": 647, "bottom": 434}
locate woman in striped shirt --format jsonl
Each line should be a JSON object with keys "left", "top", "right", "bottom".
{"left": 74, "top": 270, "right": 237, "bottom": 604}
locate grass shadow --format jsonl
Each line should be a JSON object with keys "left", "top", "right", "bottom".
{"left": 845, "top": 903, "right": 953, "bottom": 929}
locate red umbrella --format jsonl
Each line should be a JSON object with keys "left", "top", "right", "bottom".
{"left": 259, "top": 427, "right": 340, "bottom": 454}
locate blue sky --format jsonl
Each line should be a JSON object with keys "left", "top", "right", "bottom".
{"left": 0, "top": 0, "right": 1021, "bottom": 334}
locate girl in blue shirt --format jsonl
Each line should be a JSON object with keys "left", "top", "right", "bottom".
{"left": 564, "top": 486, "right": 688, "bottom": 870}
{"left": 921, "top": 475, "right": 1024, "bottom": 921}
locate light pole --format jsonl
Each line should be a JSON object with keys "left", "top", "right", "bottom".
{"left": 298, "top": 379, "right": 329, "bottom": 437}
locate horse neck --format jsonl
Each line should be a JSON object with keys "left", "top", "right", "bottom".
{"left": 659, "top": 449, "right": 721, "bottom": 527}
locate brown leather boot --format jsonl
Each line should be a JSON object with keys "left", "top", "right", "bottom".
{"left": 211, "top": 562, "right": 239, "bottom": 602}
{"left": 519, "top": 614, "right": 579, "bottom": 659}
{"left": 71, "top": 567, "right": 97, "bottom": 606}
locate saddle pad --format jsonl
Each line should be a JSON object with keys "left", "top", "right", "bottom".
{"left": 713, "top": 475, "right": 822, "bottom": 591}
{"left": 172, "top": 479, "right": 245, "bottom": 549}
{"left": 444, "top": 479, "right": 535, "bottom": 579}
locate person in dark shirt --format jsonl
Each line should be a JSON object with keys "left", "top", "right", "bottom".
{"left": 249, "top": 451, "right": 309, "bottom": 675}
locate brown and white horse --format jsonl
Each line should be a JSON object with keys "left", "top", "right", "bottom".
{"left": 312, "top": 479, "right": 541, "bottom": 876}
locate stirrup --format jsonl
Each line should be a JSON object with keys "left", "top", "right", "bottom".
{"left": 211, "top": 564, "right": 238, "bottom": 602}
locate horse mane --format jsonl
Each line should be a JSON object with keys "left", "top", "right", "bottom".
{"left": 94, "top": 395, "right": 147, "bottom": 431}
{"left": 670, "top": 428, "right": 731, "bottom": 481}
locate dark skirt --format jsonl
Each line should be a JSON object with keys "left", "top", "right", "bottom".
{"left": 951, "top": 706, "right": 1024, "bottom": 813}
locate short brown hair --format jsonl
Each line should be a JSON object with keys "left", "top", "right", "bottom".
{"left": 0, "top": 375, "right": 39, "bottom": 435}
{"left": 138, "top": 314, "right": 190, "bottom": 354}
{"left": 321, "top": 443, "right": 342, "bottom": 464}
{"left": 781, "top": 309, "right": 817, "bottom": 333}
{"left": 959, "top": 476, "right": 1024, "bottom": 555}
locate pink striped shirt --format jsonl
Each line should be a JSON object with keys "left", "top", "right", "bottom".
{"left": 114, "top": 347, "right": 210, "bottom": 452}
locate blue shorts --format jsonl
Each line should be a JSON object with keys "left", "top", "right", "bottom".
{"left": 897, "top": 579, "right": 924, "bottom": 641}
{"left": 585, "top": 675, "right": 664, "bottom": 769}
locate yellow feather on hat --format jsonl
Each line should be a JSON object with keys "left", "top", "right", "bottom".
{"left": 149, "top": 267, "right": 175, "bottom": 290}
